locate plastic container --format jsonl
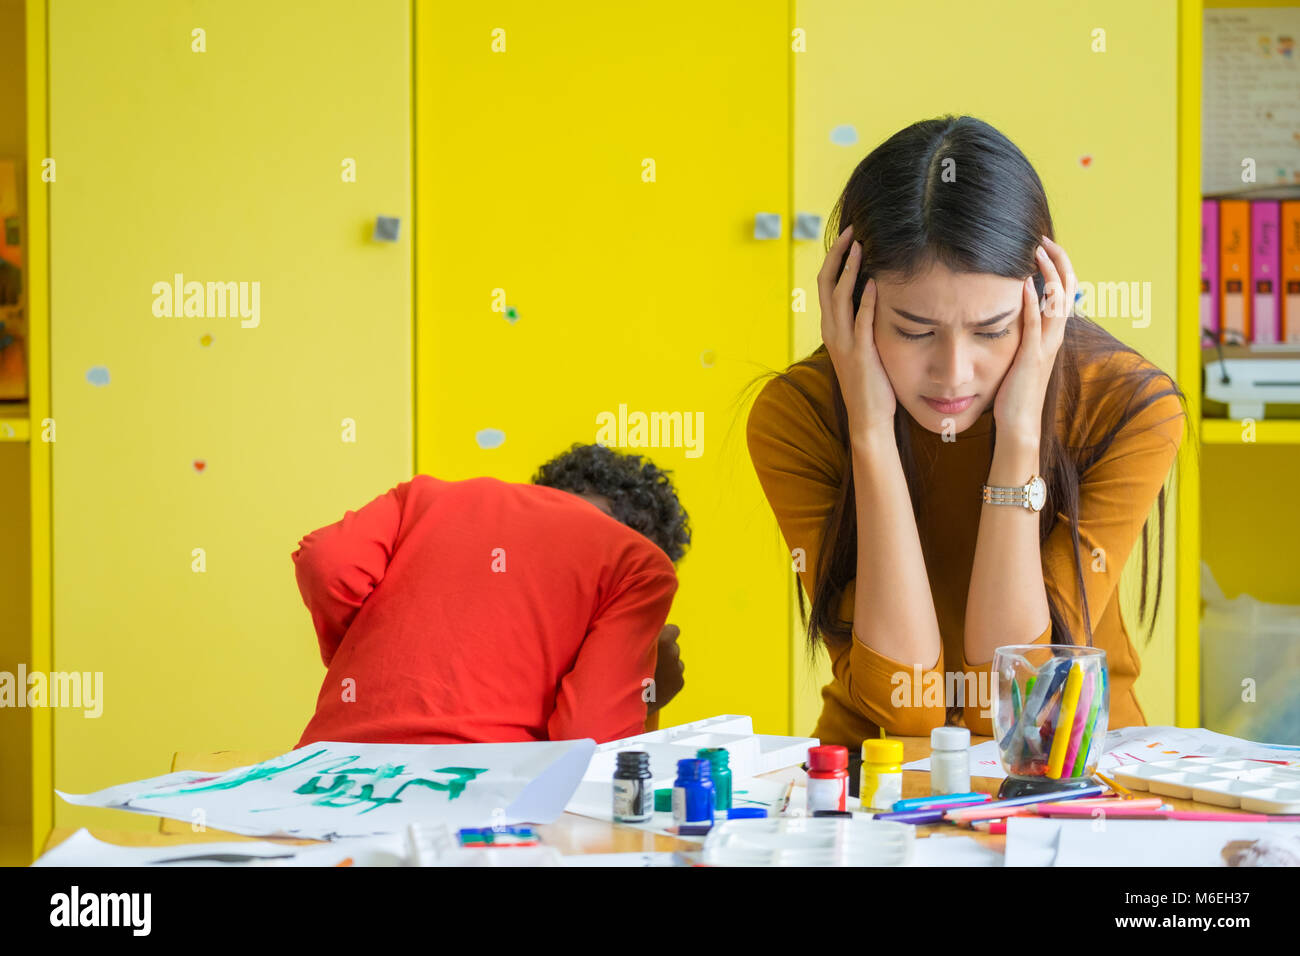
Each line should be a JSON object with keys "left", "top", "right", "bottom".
{"left": 992, "top": 645, "right": 1108, "bottom": 782}
{"left": 700, "top": 817, "right": 914, "bottom": 867}
{"left": 1200, "top": 561, "right": 1300, "bottom": 746}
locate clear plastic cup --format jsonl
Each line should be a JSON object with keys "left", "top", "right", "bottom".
{"left": 992, "top": 645, "right": 1108, "bottom": 782}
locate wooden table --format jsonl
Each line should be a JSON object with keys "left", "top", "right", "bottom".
{"left": 39, "top": 734, "right": 1219, "bottom": 862}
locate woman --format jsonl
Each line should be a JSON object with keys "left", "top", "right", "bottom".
{"left": 746, "top": 116, "right": 1189, "bottom": 746}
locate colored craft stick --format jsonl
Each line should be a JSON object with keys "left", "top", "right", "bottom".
{"left": 1046, "top": 663, "right": 1084, "bottom": 778}
{"left": 1012, "top": 678, "right": 1022, "bottom": 722}
{"left": 1061, "top": 671, "right": 1094, "bottom": 776}
{"left": 1026, "top": 675, "right": 1037, "bottom": 694}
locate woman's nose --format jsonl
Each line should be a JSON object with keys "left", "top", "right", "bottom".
{"left": 931, "top": 339, "right": 973, "bottom": 386}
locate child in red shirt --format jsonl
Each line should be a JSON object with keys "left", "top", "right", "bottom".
{"left": 293, "top": 443, "right": 689, "bottom": 747}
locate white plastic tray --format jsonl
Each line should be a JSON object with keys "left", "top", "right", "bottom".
{"left": 701, "top": 817, "right": 914, "bottom": 867}
{"left": 584, "top": 714, "right": 818, "bottom": 785}
{"left": 1111, "top": 756, "right": 1300, "bottom": 813}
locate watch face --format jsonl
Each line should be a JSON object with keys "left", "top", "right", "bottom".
{"left": 1027, "top": 476, "right": 1047, "bottom": 512}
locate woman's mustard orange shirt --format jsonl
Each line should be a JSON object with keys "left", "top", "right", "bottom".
{"left": 746, "top": 349, "right": 1185, "bottom": 746}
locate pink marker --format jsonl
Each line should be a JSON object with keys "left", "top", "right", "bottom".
{"left": 1059, "top": 671, "right": 1094, "bottom": 776}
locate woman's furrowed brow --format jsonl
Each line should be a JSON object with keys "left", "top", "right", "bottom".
{"left": 891, "top": 306, "right": 1017, "bottom": 328}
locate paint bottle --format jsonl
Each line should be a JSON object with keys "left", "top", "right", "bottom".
{"left": 860, "top": 739, "right": 904, "bottom": 811}
{"left": 671, "top": 758, "right": 716, "bottom": 825}
{"left": 696, "top": 747, "right": 732, "bottom": 811}
{"left": 805, "top": 745, "right": 849, "bottom": 813}
{"left": 930, "top": 726, "right": 972, "bottom": 796}
{"left": 612, "top": 750, "right": 654, "bottom": 823}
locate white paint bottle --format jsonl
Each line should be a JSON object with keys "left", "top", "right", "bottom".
{"left": 930, "top": 726, "right": 971, "bottom": 796}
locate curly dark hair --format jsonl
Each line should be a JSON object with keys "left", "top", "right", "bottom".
{"left": 531, "top": 443, "right": 691, "bottom": 564}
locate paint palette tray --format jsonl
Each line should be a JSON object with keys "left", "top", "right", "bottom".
{"left": 701, "top": 817, "right": 914, "bottom": 867}
{"left": 1111, "top": 757, "right": 1300, "bottom": 813}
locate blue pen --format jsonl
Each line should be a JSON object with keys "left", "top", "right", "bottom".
{"left": 892, "top": 792, "right": 989, "bottom": 812}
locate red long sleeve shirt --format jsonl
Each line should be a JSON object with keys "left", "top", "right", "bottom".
{"left": 292, "top": 474, "right": 678, "bottom": 747}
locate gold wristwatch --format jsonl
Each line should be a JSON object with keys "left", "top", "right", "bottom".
{"left": 981, "top": 474, "right": 1046, "bottom": 512}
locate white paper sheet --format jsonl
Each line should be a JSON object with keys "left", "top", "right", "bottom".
{"left": 904, "top": 726, "right": 1300, "bottom": 780}
{"left": 1004, "top": 818, "right": 1065, "bottom": 866}
{"left": 56, "top": 738, "right": 596, "bottom": 840}
{"left": 32, "top": 828, "right": 407, "bottom": 867}
{"left": 907, "top": 834, "right": 1003, "bottom": 867}
{"left": 1055, "top": 820, "right": 1300, "bottom": 867}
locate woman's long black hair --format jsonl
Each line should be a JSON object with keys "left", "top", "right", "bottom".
{"left": 746, "top": 115, "right": 1192, "bottom": 658}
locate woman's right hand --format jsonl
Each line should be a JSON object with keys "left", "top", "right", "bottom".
{"left": 818, "top": 225, "right": 897, "bottom": 436}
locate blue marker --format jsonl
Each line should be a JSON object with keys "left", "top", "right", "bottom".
{"left": 891, "top": 792, "right": 990, "bottom": 812}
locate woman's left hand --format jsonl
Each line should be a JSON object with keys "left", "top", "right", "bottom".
{"left": 993, "top": 235, "right": 1075, "bottom": 442}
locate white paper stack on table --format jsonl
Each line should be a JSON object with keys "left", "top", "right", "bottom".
{"left": 903, "top": 726, "right": 1300, "bottom": 781}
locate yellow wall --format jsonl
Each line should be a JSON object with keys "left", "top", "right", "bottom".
{"left": 793, "top": 0, "right": 1185, "bottom": 731}
{"left": 415, "top": 2, "right": 794, "bottom": 732}
{"left": 46, "top": 0, "right": 412, "bottom": 832}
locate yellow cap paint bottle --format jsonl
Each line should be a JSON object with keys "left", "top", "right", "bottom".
{"left": 860, "top": 738, "right": 904, "bottom": 811}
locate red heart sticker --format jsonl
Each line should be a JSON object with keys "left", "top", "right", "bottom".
{"left": 193, "top": 460, "right": 206, "bottom": 473}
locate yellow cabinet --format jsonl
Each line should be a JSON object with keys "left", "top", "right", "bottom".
{"left": 414, "top": 4, "right": 793, "bottom": 732}
{"left": 39, "top": 0, "right": 412, "bottom": 844}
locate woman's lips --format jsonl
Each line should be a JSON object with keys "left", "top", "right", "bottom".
{"left": 923, "top": 395, "right": 975, "bottom": 413}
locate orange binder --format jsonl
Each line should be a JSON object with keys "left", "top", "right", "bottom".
{"left": 1219, "top": 200, "right": 1250, "bottom": 345}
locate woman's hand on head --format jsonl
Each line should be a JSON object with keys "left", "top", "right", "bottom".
{"left": 819, "top": 226, "right": 897, "bottom": 437}
{"left": 993, "top": 236, "right": 1074, "bottom": 442}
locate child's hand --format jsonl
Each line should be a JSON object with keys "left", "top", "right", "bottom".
{"left": 648, "top": 624, "right": 684, "bottom": 714}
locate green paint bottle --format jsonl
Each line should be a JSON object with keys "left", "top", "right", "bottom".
{"left": 696, "top": 747, "right": 732, "bottom": 811}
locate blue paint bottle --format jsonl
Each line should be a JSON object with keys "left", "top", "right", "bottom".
{"left": 671, "top": 758, "right": 715, "bottom": 825}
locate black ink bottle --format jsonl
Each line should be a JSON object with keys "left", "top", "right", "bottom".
{"left": 612, "top": 750, "right": 653, "bottom": 823}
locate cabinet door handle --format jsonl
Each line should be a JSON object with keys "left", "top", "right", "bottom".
{"left": 753, "top": 213, "right": 782, "bottom": 239}
{"left": 373, "top": 216, "right": 402, "bottom": 242}
{"left": 794, "top": 212, "right": 822, "bottom": 240}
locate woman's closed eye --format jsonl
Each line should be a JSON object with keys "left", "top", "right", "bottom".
{"left": 894, "top": 326, "right": 1013, "bottom": 341}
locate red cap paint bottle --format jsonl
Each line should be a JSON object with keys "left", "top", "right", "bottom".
{"left": 805, "top": 745, "right": 849, "bottom": 813}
